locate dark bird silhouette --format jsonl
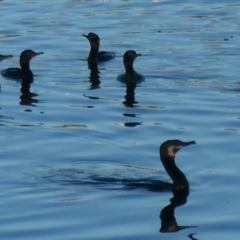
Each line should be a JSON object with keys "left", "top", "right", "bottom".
{"left": 123, "top": 139, "right": 195, "bottom": 192}
{"left": 160, "top": 139, "right": 196, "bottom": 190}
{"left": 82, "top": 32, "right": 115, "bottom": 63}
{"left": 117, "top": 50, "right": 145, "bottom": 84}
{"left": 1, "top": 49, "right": 43, "bottom": 80}
{"left": 159, "top": 139, "right": 197, "bottom": 233}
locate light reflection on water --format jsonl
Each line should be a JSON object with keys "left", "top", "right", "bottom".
{"left": 0, "top": 0, "right": 240, "bottom": 239}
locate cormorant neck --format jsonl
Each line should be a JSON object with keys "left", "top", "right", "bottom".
{"left": 124, "top": 62, "right": 135, "bottom": 74}
{"left": 88, "top": 44, "right": 99, "bottom": 62}
{"left": 20, "top": 61, "right": 30, "bottom": 71}
{"left": 161, "top": 156, "right": 189, "bottom": 189}
{"left": 20, "top": 61, "right": 33, "bottom": 77}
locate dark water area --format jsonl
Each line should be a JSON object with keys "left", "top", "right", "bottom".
{"left": 0, "top": 0, "right": 240, "bottom": 239}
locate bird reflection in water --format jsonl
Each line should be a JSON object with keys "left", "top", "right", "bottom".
{"left": 159, "top": 140, "right": 197, "bottom": 234}
{"left": 123, "top": 79, "right": 137, "bottom": 106}
{"left": 121, "top": 80, "right": 142, "bottom": 126}
{"left": 87, "top": 61, "right": 101, "bottom": 89}
{"left": 188, "top": 233, "right": 198, "bottom": 240}
{"left": 120, "top": 113, "right": 142, "bottom": 127}
{"left": 160, "top": 188, "right": 197, "bottom": 233}
{"left": 19, "top": 76, "right": 40, "bottom": 106}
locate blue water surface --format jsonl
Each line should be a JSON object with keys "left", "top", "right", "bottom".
{"left": 0, "top": 0, "right": 240, "bottom": 239}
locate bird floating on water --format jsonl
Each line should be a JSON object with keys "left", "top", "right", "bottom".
{"left": 82, "top": 32, "right": 115, "bottom": 63}
{"left": 117, "top": 50, "right": 145, "bottom": 84}
{"left": 1, "top": 49, "right": 43, "bottom": 80}
{"left": 160, "top": 139, "right": 196, "bottom": 190}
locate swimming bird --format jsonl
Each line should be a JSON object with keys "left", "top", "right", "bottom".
{"left": 123, "top": 139, "right": 195, "bottom": 191}
{"left": 1, "top": 49, "right": 44, "bottom": 80}
{"left": 159, "top": 140, "right": 197, "bottom": 232}
{"left": 117, "top": 50, "right": 145, "bottom": 83}
{"left": 160, "top": 139, "right": 196, "bottom": 190}
{"left": 0, "top": 54, "right": 13, "bottom": 62}
{"left": 82, "top": 32, "right": 115, "bottom": 62}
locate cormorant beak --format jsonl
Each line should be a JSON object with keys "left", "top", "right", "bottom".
{"left": 182, "top": 141, "right": 196, "bottom": 148}
{"left": 136, "top": 53, "right": 141, "bottom": 57}
{"left": 82, "top": 34, "right": 88, "bottom": 39}
{"left": 33, "top": 52, "right": 44, "bottom": 58}
{"left": 174, "top": 141, "right": 196, "bottom": 153}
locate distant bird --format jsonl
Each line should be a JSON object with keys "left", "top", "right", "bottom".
{"left": 1, "top": 49, "right": 43, "bottom": 80}
{"left": 82, "top": 32, "right": 115, "bottom": 62}
{"left": 117, "top": 50, "right": 145, "bottom": 83}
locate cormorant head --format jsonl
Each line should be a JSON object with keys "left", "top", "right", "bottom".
{"left": 123, "top": 50, "right": 141, "bottom": 65}
{"left": 83, "top": 32, "right": 100, "bottom": 48}
{"left": 20, "top": 49, "right": 44, "bottom": 64}
{"left": 160, "top": 139, "right": 196, "bottom": 159}
{"left": 0, "top": 54, "right": 13, "bottom": 62}
{"left": 123, "top": 50, "right": 141, "bottom": 73}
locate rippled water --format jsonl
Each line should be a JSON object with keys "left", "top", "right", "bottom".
{"left": 0, "top": 0, "right": 240, "bottom": 239}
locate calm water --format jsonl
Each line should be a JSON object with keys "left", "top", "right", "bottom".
{"left": 0, "top": 0, "right": 240, "bottom": 239}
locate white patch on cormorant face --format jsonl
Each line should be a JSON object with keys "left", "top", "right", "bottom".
{"left": 167, "top": 146, "right": 176, "bottom": 157}
{"left": 167, "top": 145, "right": 183, "bottom": 157}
